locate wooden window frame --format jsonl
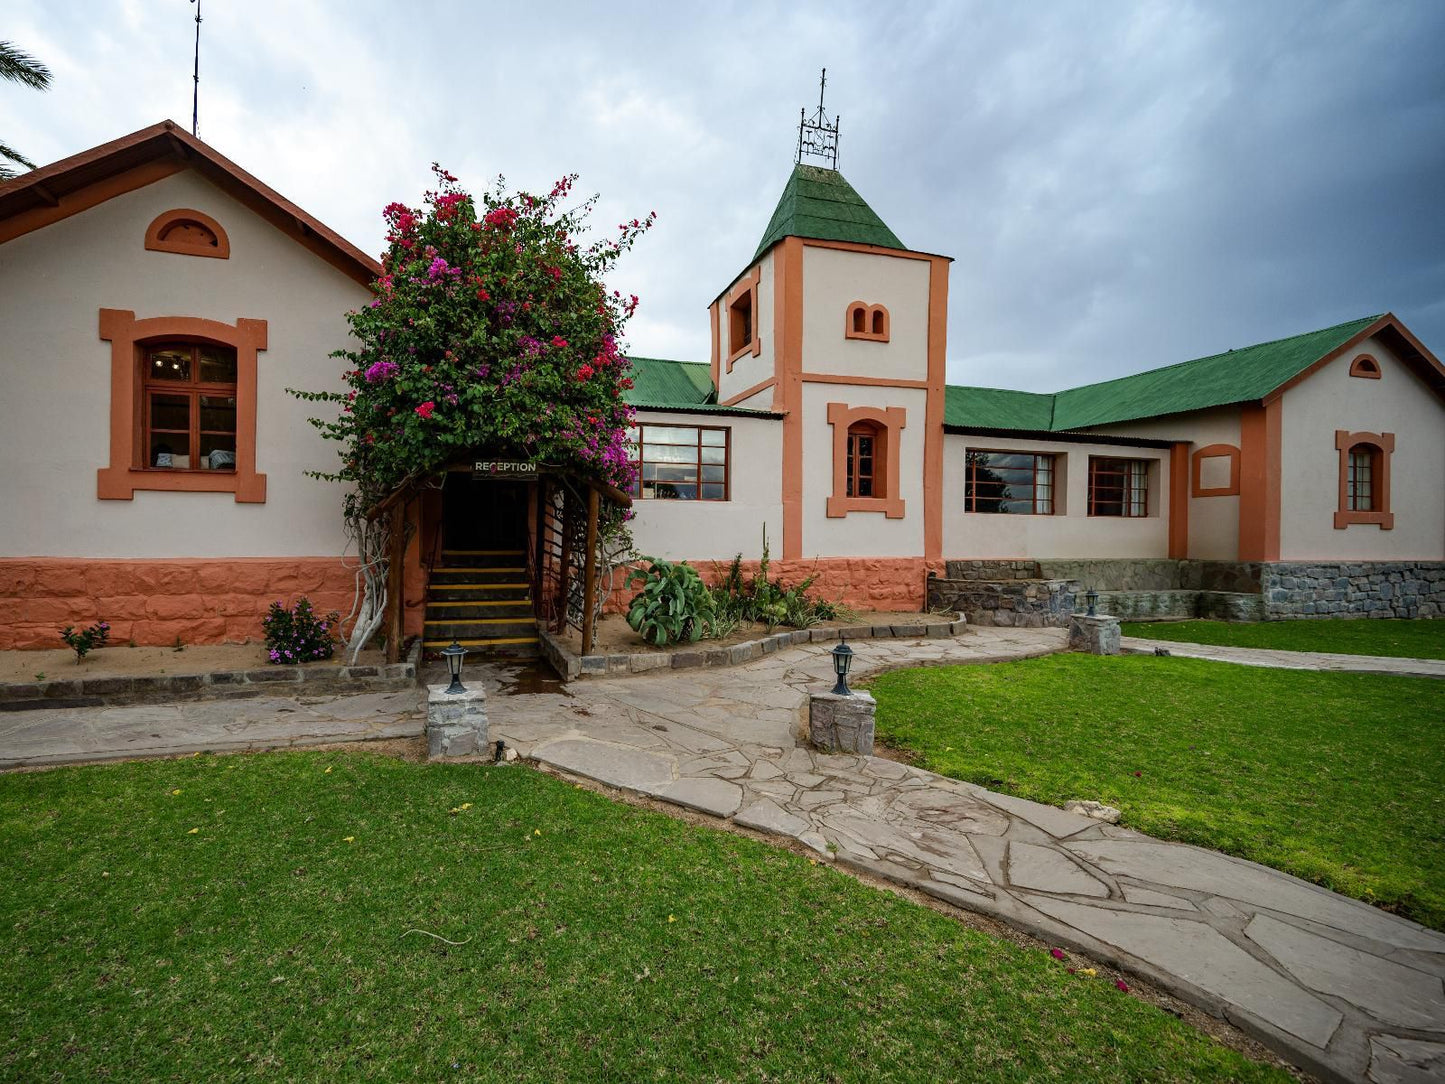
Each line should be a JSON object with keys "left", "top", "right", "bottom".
{"left": 1190, "top": 443, "right": 1241, "bottom": 497}
{"left": 724, "top": 266, "right": 761, "bottom": 371}
{"left": 141, "top": 342, "right": 240, "bottom": 473}
{"left": 844, "top": 301, "right": 890, "bottom": 343}
{"left": 1333, "top": 430, "right": 1394, "bottom": 529}
{"left": 826, "top": 402, "right": 906, "bottom": 518}
{"left": 964, "top": 450, "right": 1056, "bottom": 514}
{"left": 626, "top": 422, "right": 730, "bottom": 502}
{"left": 1087, "top": 456, "right": 1150, "bottom": 518}
{"left": 97, "top": 309, "right": 268, "bottom": 502}
{"left": 846, "top": 421, "right": 881, "bottom": 499}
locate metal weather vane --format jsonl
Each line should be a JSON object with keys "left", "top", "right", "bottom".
{"left": 796, "top": 68, "right": 840, "bottom": 169}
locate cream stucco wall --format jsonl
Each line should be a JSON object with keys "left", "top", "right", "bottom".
{"left": 1279, "top": 336, "right": 1445, "bottom": 560}
{"left": 1087, "top": 405, "right": 1243, "bottom": 560}
{"left": 0, "top": 169, "right": 371, "bottom": 558}
{"left": 715, "top": 252, "right": 776, "bottom": 404}
{"left": 800, "top": 246, "right": 931, "bottom": 383}
{"left": 801, "top": 383, "right": 928, "bottom": 558}
{"left": 941, "top": 434, "right": 1171, "bottom": 558}
{"left": 625, "top": 410, "right": 783, "bottom": 561}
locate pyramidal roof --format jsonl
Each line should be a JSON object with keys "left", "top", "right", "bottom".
{"left": 753, "top": 164, "right": 905, "bottom": 261}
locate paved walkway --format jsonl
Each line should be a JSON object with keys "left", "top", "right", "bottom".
{"left": 1121, "top": 636, "right": 1445, "bottom": 679}
{"left": 0, "top": 689, "right": 422, "bottom": 769}
{"left": 480, "top": 628, "right": 1445, "bottom": 1084}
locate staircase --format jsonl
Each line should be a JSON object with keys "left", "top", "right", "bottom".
{"left": 423, "top": 550, "right": 540, "bottom": 656}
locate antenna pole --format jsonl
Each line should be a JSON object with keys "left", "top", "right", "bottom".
{"left": 191, "top": 0, "right": 202, "bottom": 137}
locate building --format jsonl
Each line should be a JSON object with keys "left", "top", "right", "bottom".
{"left": 1, "top": 122, "right": 1441, "bottom": 650}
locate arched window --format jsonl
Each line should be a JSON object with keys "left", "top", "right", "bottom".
{"left": 1349, "top": 354, "right": 1381, "bottom": 379}
{"left": 843, "top": 301, "right": 890, "bottom": 342}
{"left": 144, "top": 208, "right": 231, "bottom": 259}
{"left": 142, "top": 342, "right": 239, "bottom": 471}
{"left": 1346, "top": 443, "right": 1377, "bottom": 511}
{"left": 1333, "top": 430, "right": 1394, "bottom": 529}
{"left": 846, "top": 421, "right": 882, "bottom": 498}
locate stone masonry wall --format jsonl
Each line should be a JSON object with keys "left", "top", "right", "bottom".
{"left": 928, "top": 576, "right": 1079, "bottom": 628}
{"left": 1261, "top": 562, "right": 1445, "bottom": 620}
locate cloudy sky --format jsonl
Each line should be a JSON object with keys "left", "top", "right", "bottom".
{"left": 6, "top": 0, "right": 1443, "bottom": 392}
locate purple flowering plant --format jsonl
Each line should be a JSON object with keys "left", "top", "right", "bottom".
{"left": 291, "top": 167, "right": 653, "bottom": 520}
{"left": 262, "top": 597, "right": 340, "bottom": 666}
{"left": 59, "top": 620, "right": 110, "bottom": 663}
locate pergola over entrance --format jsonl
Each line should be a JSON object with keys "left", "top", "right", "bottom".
{"left": 364, "top": 456, "right": 632, "bottom": 662}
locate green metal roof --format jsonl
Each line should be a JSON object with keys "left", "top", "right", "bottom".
{"left": 944, "top": 385, "right": 1056, "bottom": 431}
{"left": 946, "top": 315, "right": 1383, "bottom": 432}
{"left": 623, "top": 357, "right": 778, "bottom": 416}
{"left": 753, "top": 164, "right": 905, "bottom": 262}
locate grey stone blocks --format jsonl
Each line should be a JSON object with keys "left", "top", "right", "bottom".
{"left": 426, "top": 683, "right": 488, "bottom": 759}
{"left": 1068, "top": 614, "right": 1122, "bottom": 655}
{"left": 809, "top": 689, "right": 876, "bottom": 755}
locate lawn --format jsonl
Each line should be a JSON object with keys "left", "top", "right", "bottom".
{"left": 868, "top": 654, "right": 1445, "bottom": 930}
{"left": 0, "top": 752, "right": 1286, "bottom": 1083}
{"left": 1120, "top": 617, "right": 1445, "bottom": 659}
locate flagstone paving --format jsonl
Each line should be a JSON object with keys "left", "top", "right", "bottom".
{"left": 1120, "top": 635, "right": 1445, "bottom": 679}
{"left": 479, "top": 628, "right": 1445, "bottom": 1084}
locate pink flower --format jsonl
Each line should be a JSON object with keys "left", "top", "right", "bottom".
{"left": 415, "top": 401, "right": 436, "bottom": 419}
{"left": 1115, "top": 980, "right": 1130, "bottom": 992}
{"left": 1049, "top": 948, "right": 1065, "bottom": 960}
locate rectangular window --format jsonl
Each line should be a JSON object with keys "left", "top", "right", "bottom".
{"left": 728, "top": 291, "right": 754, "bottom": 356}
{"left": 965, "top": 451, "right": 1054, "bottom": 514}
{"left": 1088, "top": 457, "right": 1149, "bottom": 517}
{"left": 626, "top": 424, "right": 729, "bottom": 501}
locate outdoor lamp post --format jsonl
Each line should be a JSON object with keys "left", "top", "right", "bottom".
{"left": 441, "top": 640, "right": 468, "bottom": 694}
{"left": 831, "top": 638, "right": 855, "bottom": 697}
{"left": 1085, "top": 587, "right": 1099, "bottom": 618}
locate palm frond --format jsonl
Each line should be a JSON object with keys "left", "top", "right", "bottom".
{"left": 0, "top": 138, "right": 38, "bottom": 179}
{"left": 0, "top": 41, "right": 52, "bottom": 90}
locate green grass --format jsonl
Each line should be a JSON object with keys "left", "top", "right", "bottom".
{"left": 0, "top": 753, "right": 1286, "bottom": 1083}
{"left": 1120, "top": 617, "right": 1445, "bottom": 659}
{"left": 869, "top": 655, "right": 1445, "bottom": 930}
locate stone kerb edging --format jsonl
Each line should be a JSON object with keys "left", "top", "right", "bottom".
{"left": 539, "top": 619, "right": 969, "bottom": 681}
{"left": 0, "top": 639, "right": 422, "bottom": 712}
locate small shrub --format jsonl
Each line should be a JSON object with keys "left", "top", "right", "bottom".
{"left": 263, "top": 597, "right": 340, "bottom": 665}
{"left": 712, "top": 530, "right": 848, "bottom": 630}
{"left": 59, "top": 621, "right": 110, "bottom": 663}
{"left": 625, "top": 559, "right": 717, "bottom": 646}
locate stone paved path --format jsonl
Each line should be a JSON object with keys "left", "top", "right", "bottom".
{"left": 0, "top": 689, "right": 422, "bottom": 769}
{"left": 480, "top": 627, "right": 1445, "bottom": 1084}
{"left": 1121, "top": 635, "right": 1445, "bottom": 679}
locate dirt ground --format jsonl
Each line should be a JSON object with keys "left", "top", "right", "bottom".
{"left": 0, "top": 643, "right": 387, "bottom": 684}
{"left": 557, "top": 610, "right": 951, "bottom": 656}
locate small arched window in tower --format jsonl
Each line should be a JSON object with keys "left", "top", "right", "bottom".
{"left": 844, "top": 301, "right": 889, "bottom": 342}
{"left": 846, "top": 420, "right": 883, "bottom": 498}
{"left": 1349, "top": 354, "right": 1381, "bottom": 379}
{"left": 145, "top": 208, "right": 231, "bottom": 259}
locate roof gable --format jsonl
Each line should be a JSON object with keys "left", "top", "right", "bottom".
{"left": 0, "top": 120, "right": 381, "bottom": 287}
{"left": 752, "top": 164, "right": 904, "bottom": 262}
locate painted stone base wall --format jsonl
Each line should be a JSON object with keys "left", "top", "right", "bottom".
{"left": 603, "top": 557, "right": 937, "bottom": 614}
{"left": 0, "top": 558, "right": 366, "bottom": 650}
{"left": 1262, "top": 562, "right": 1445, "bottom": 619}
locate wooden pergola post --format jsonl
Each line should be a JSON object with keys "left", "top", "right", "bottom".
{"left": 555, "top": 486, "right": 571, "bottom": 634}
{"left": 581, "top": 485, "right": 600, "bottom": 654}
{"left": 385, "top": 500, "right": 405, "bottom": 663}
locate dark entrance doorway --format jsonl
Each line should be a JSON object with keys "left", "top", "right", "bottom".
{"left": 442, "top": 476, "right": 529, "bottom": 552}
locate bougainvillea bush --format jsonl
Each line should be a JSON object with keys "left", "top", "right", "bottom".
{"left": 295, "top": 167, "right": 653, "bottom": 518}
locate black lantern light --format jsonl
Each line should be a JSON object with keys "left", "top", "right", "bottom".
{"left": 1085, "top": 587, "right": 1099, "bottom": 618}
{"left": 441, "top": 640, "right": 468, "bottom": 694}
{"left": 831, "top": 638, "right": 855, "bottom": 697}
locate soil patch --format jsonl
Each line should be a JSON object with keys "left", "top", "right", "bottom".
{"left": 559, "top": 611, "right": 943, "bottom": 656}
{"left": 0, "top": 643, "right": 385, "bottom": 684}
